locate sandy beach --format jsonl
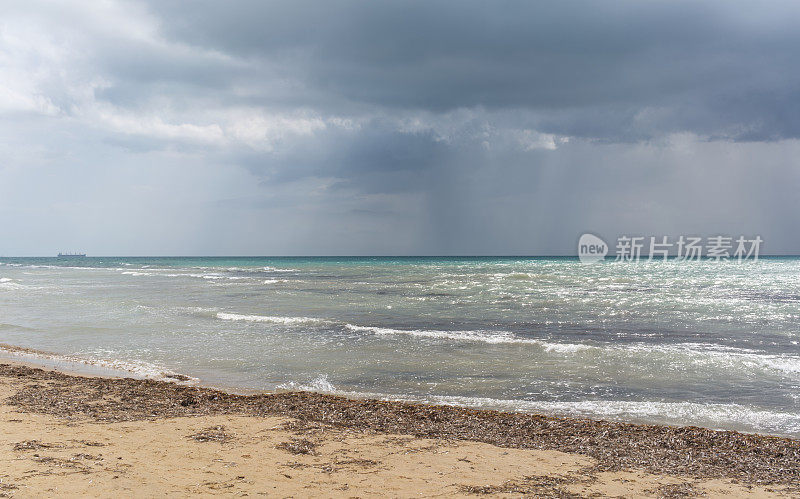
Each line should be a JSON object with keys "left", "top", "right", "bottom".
{"left": 0, "top": 360, "right": 796, "bottom": 497}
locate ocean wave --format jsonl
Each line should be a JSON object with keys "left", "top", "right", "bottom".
{"left": 0, "top": 344, "right": 196, "bottom": 384}
{"left": 623, "top": 342, "right": 800, "bottom": 375}
{"left": 345, "top": 324, "right": 531, "bottom": 344}
{"left": 203, "top": 266, "right": 297, "bottom": 273}
{"left": 538, "top": 341, "right": 594, "bottom": 353}
{"left": 421, "top": 396, "right": 800, "bottom": 436}
{"left": 276, "top": 375, "right": 336, "bottom": 393}
{"left": 267, "top": 376, "right": 800, "bottom": 437}
{"left": 216, "top": 312, "right": 323, "bottom": 325}
{"left": 0, "top": 278, "right": 25, "bottom": 290}
{"left": 7, "top": 264, "right": 103, "bottom": 270}
{"left": 121, "top": 270, "right": 249, "bottom": 281}
{"left": 343, "top": 324, "right": 592, "bottom": 352}
{"left": 339, "top": 325, "right": 800, "bottom": 368}
{"left": 213, "top": 313, "right": 592, "bottom": 352}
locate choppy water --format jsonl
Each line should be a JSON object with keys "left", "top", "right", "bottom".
{"left": 0, "top": 256, "right": 798, "bottom": 437}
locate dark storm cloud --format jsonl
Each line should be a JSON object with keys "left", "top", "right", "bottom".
{"left": 233, "top": 121, "right": 448, "bottom": 194}
{"left": 142, "top": 0, "right": 800, "bottom": 141}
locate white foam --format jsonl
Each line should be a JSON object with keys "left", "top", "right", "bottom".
{"left": 760, "top": 356, "right": 800, "bottom": 373}
{"left": 223, "top": 266, "right": 295, "bottom": 272}
{"left": 498, "top": 399, "right": 800, "bottom": 436}
{"left": 0, "top": 278, "right": 25, "bottom": 290}
{"left": 421, "top": 395, "right": 800, "bottom": 436}
{"left": 83, "top": 356, "right": 197, "bottom": 383}
{"left": 121, "top": 270, "right": 250, "bottom": 281}
{"left": 276, "top": 375, "right": 336, "bottom": 393}
{"left": 13, "top": 264, "right": 98, "bottom": 270}
{"left": 187, "top": 306, "right": 217, "bottom": 313}
{"left": 623, "top": 342, "right": 800, "bottom": 375}
{"left": 541, "top": 342, "right": 593, "bottom": 353}
{"left": 198, "top": 273, "right": 247, "bottom": 280}
{"left": 216, "top": 312, "right": 323, "bottom": 325}
{"left": 267, "top": 379, "right": 800, "bottom": 437}
{"left": 0, "top": 345, "right": 196, "bottom": 384}
{"left": 344, "top": 324, "right": 592, "bottom": 352}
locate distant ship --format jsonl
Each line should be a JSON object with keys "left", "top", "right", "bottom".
{"left": 57, "top": 252, "right": 86, "bottom": 257}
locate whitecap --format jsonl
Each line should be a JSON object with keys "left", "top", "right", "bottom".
{"left": 622, "top": 342, "right": 800, "bottom": 375}
{"left": 401, "top": 394, "right": 800, "bottom": 436}
{"left": 216, "top": 312, "right": 323, "bottom": 325}
{"left": 0, "top": 344, "right": 196, "bottom": 384}
{"left": 0, "top": 278, "right": 25, "bottom": 290}
{"left": 344, "top": 324, "right": 592, "bottom": 352}
{"left": 276, "top": 375, "right": 336, "bottom": 393}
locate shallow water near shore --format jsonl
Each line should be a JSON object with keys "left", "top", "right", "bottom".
{"left": 0, "top": 256, "right": 798, "bottom": 437}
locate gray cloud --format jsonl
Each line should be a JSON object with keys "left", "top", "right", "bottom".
{"left": 0, "top": 1, "right": 799, "bottom": 255}
{"left": 144, "top": 0, "right": 800, "bottom": 140}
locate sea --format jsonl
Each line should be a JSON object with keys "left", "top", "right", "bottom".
{"left": 0, "top": 256, "right": 798, "bottom": 437}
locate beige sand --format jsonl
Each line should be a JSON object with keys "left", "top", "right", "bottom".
{"left": 0, "top": 363, "right": 795, "bottom": 497}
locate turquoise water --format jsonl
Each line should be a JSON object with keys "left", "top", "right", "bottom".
{"left": 0, "top": 256, "right": 798, "bottom": 436}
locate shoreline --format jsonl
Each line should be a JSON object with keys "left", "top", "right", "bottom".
{"left": 0, "top": 359, "right": 798, "bottom": 496}
{"left": 3, "top": 342, "right": 797, "bottom": 439}
{"left": 0, "top": 343, "right": 198, "bottom": 385}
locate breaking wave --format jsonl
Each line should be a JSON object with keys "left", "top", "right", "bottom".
{"left": 343, "top": 324, "right": 592, "bottom": 352}
{"left": 422, "top": 396, "right": 800, "bottom": 437}
{"left": 216, "top": 312, "right": 324, "bottom": 325}
{"left": 267, "top": 375, "right": 800, "bottom": 437}
{"left": 0, "top": 344, "right": 196, "bottom": 384}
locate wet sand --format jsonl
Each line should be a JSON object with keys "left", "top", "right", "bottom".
{"left": 0, "top": 360, "right": 798, "bottom": 497}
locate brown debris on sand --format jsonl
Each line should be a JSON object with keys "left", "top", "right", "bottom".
{"left": 276, "top": 438, "right": 317, "bottom": 455}
{"left": 2, "top": 362, "right": 799, "bottom": 489}
{"left": 188, "top": 425, "right": 232, "bottom": 443}
{"left": 69, "top": 439, "right": 105, "bottom": 447}
{"left": 647, "top": 482, "right": 704, "bottom": 498}
{"left": 0, "top": 481, "right": 18, "bottom": 498}
{"left": 460, "top": 474, "right": 580, "bottom": 497}
{"left": 12, "top": 440, "right": 64, "bottom": 451}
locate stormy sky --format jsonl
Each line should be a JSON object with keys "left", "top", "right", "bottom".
{"left": 1, "top": 0, "right": 799, "bottom": 255}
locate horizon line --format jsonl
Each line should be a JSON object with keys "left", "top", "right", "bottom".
{"left": 1, "top": 254, "right": 799, "bottom": 259}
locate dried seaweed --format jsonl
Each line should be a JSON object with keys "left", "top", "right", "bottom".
{"left": 647, "top": 482, "right": 704, "bottom": 498}
{"left": 188, "top": 425, "right": 231, "bottom": 443}
{"left": 31, "top": 456, "right": 92, "bottom": 472}
{"left": 13, "top": 440, "right": 64, "bottom": 451}
{"left": 460, "top": 475, "right": 579, "bottom": 497}
{"left": 276, "top": 438, "right": 317, "bottom": 455}
{"left": 0, "top": 481, "right": 18, "bottom": 499}
{"left": 3, "top": 362, "right": 799, "bottom": 487}
{"left": 70, "top": 439, "right": 105, "bottom": 447}
{"left": 334, "top": 458, "right": 379, "bottom": 467}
